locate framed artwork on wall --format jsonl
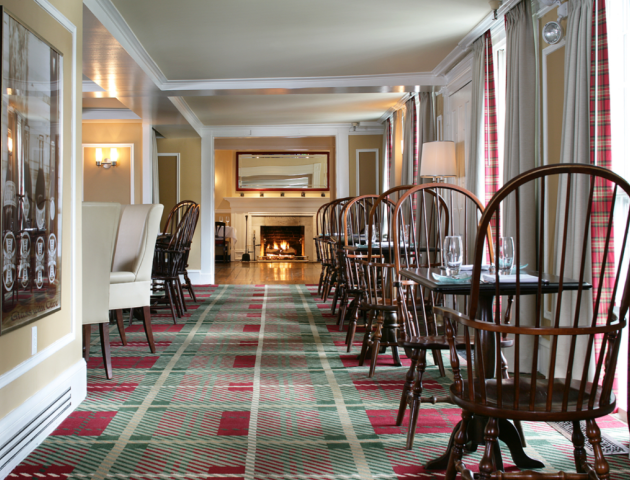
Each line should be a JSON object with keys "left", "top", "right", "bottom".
{"left": 0, "top": 8, "right": 63, "bottom": 335}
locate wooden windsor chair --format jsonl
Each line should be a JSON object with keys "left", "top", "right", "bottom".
{"left": 162, "top": 200, "right": 199, "bottom": 303}
{"left": 339, "top": 195, "right": 380, "bottom": 348}
{"left": 392, "top": 183, "right": 520, "bottom": 451}
{"left": 152, "top": 203, "right": 200, "bottom": 323}
{"left": 435, "top": 164, "right": 630, "bottom": 480}
{"left": 323, "top": 197, "right": 354, "bottom": 312}
{"left": 315, "top": 202, "right": 330, "bottom": 297}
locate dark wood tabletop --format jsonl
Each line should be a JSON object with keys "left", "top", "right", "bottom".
{"left": 400, "top": 267, "right": 591, "bottom": 296}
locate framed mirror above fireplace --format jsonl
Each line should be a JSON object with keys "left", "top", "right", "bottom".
{"left": 236, "top": 152, "right": 329, "bottom": 192}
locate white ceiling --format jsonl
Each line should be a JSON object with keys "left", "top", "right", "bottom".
{"left": 184, "top": 94, "right": 405, "bottom": 126}
{"left": 109, "top": 0, "right": 490, "bottom": 80}
{"left": 82, "top": 0, "right": 496, "bottom": 135}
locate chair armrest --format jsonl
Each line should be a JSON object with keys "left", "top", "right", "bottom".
{"left": 432, "top": 306, "right": 471, "bottom": 326}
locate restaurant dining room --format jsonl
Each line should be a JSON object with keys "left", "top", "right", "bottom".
{"left": 1, "top": 0, "right": 630, "bottom": 480}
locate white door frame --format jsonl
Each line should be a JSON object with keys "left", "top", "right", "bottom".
{"left": 355, "top": 148, "right": 380, "bottom": 196}
{"left": 157, "top": 153, "right": 180, "bottom": 203}
{"left": 81, "top": 143, "right": 135, "bottom": 203}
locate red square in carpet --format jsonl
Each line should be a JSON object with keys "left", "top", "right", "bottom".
{"left": 87, "top": 382, "right": 138, "bottom": 394}
{"left": 233, "top": 356, "right": 256, "bottom": 368}
{"left": 88, "top": 356, "right": 159, "bottom": 370}
{"left": 243, "top": 325, "right": 261, "bottom": 332}
{"left": 239, "top": 340, "right": 258, "bottom": 347}
{"left": 10, "top": 465, "right": 75, "bottom": 478}
{"left": 228, "top": 382, "right": 254, "bottom": 392}
{"left": 366, "top": 408, "right": 462, "bottom": 435}
{"left": 247, "top": 313, "right": 262, "bottom": 318}
{"left": 218, "top": 411, "right": 250, "bottom": 435}
{"left": 326, "top": 325, "right": 343, "bottom": 333}
{"left": 208, "top": 465, "right": 245, "bottom": 480}
{"left": 340, "top": 354, "right": 411, "bottom": 368}
{"left": 253, "top": 293, "right": 265, "bottom": 297}
{"left": 127, "top": 324, "right": 183, "bottom": 333}
{"left": 353, "top": 379, "right": 406, "bottom": 391}
{"left": 249, "top": 304, "right": 263, "bottom": 309}
{"left": 317, "top": 304, "right": 330, "bottom": 309}
{"left": 53, "top": 411, "right": 117, "bottom": 436}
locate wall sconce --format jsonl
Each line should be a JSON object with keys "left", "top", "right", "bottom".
{"left": 96, "top": 147, "right": 118, "bottom": 169}
{"left": 301, "top": 192, "right": 306, "bottom": 197}
{"left": 260, "top": 192, "right": 264, "bottom": 197}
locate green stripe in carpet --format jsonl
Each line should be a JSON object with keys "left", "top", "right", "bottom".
{"left": 10, "top": 284, "right": 630, "bottom": 479}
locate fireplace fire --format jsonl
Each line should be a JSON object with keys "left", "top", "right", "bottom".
{"left": 259, "top": 226, "right": 306, "bottom": 261}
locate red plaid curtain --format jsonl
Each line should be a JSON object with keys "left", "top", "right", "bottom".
{"left": 589, "top": 0, "right": 616, "bottom": 387}
{"left": 483, "top": 31, "right": 499, "bottom": 242}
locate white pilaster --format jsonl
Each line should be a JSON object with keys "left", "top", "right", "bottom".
{"left": 200, "top": 132, "right": 215, "bottom": 284}
{"left": 141, "top": 121, "right": 152, "bottom": 204}
{"left": 335, "top": 128, "right": 350, "bottom": 198}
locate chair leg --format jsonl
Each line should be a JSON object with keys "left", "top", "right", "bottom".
{"left": 345, "top": 300, "right": 361, "bottom": 352}
{"left": 358, "top": 310, "right": 375, "bottom": 366}
{"left": 128, "top": 308, "right": 134, "bottom": 325}
{"left": 331, "top": 283, "right": 340, "bottom": 314}
{"left": 184, "top": 271, "right": 197, "bottom": 302}
{"left": 337, "top": 289, "right": 349, "bottom": 329}
{"left": 115, "top": 309, "right": 127, "bottom": 345}
{"left": 176, "top": 278, "right": 188, "bottom": 313}
{"left": 478, "top": 417, "right": 500, "bottom": 480}
{"left": 98, "top": 323, "right": 113, "bottom": 380}
{"left": 586, "top": 419, "right": 610, "bottom": 480}
{"left": 142, "top": 305, "right": 156, "bottom": 353}
{"left": 432, "top": 348, "right": 446, "bottom": 377}
{"left": 82, "top": 324, "right": 92, "bottom": 361}
{"left": 572, "top": 420, "right": 587, "bottom": 474}
{"left": 397, "top": 348, "right": 419, "bottom": 426}
{"left": 405, "top": 349, "right": 427, "bottom": 449}
{"left": 166, "top": 282, "right": 178, "bottom": 324}
{"left": 368, "top": 314, "right": 383, "bottom": 378}
{"left": 445, "top": 410, "right": 474, "bottom": 480}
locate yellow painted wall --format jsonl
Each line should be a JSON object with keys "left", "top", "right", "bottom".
{"left": 348, "top": 135, "right": 382, "bottom": 196}
{"left": 83, "top": 145, "right": 132, "bottom": 203}
{"left": 82, "top": 122, "right": 143, "bottom": 204}
{"left": 0, "top": 0, "right": 84, "bottom": 420}
{"left": 157, "top": 137, "right": 202, "bottom": 270}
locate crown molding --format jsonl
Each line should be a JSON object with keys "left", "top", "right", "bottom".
{"left": 431, "top": 0, "right": 521, "bottom": 77}
{"left": 168, "top": 97, "right": 204, "bottom": 136}
{"left": 377, "top": 92, "right": 414, "bottom": 124}
{"left": 82, "top": 76, "right": 106, "bottom": 93}
{"left": 162, "top": 72, "right": 442, "bottom": 92}
{"left": 84, "top": 0, "right": 168, "bottom": 86}
{"left": 204, "top": 124, "right": 359, "bottom": 137}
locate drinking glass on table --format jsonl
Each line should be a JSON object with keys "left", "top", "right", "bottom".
{"left": 219, "top": 216, "right": 223, "bottom": 222}
{"left": 498, "top": 236, "right": 515, "bottom": 274}
{"left": 444, "top": 235, "right": 463, "bottom": 276}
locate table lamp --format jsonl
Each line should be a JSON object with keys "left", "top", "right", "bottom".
{"left": 420, "top": 141, "right": 456, "bottom": 183}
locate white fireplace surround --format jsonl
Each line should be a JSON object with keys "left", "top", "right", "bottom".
{"left": 225, "top": 197, "right": 327, "bottom": 261}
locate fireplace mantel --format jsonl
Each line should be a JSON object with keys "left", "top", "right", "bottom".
{"left": 225, "top": 197, "right": 327, "bottom": 214}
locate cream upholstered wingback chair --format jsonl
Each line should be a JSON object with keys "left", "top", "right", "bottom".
{"left": 110, "top": 204, "right": 163, "bottom": 353}
{"left": 82, "top": 202, "right": 121, "bottom": 380}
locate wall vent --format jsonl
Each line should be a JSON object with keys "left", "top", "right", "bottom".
{"left": 0, "top": 388, "right": 71, "bottom": 472}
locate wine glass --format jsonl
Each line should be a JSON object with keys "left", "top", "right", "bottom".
{"left": 219, "top": 216, "right": 223, "bottom": 223}
{"left": 499, "top": 237, "right": 515, "bottom": 275}
{"left": 226, "top": 217, "right": 230, "bottom": 227}
{"left": 444, "top": 235, "right": 463, "bottom": 276}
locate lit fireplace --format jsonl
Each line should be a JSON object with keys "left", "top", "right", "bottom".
{"left": 259, "top": 226, "right": 306, "bottom": 261}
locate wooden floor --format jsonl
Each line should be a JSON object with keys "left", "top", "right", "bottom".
{"left": 214, "top": 261, "right": 322, "bottom": 285}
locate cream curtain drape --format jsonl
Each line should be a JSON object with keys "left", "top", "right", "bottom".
{"left": 554, "top": 0, "right": 594, "bottom": 379}
{"left": 402, "top": 97, "right": 416, "bottom": 186}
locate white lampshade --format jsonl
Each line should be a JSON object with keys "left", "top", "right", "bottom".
{"left": 420, "top": 141, "right": 457, "bottom": 178}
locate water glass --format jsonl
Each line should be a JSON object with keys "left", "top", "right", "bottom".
{"left": 444, "top": 235, "right": 463, "bottom": 276}
{"left": 499, "top": 237, "right": 515, "bottom": 274}
{"left": 219, "top": 216, "right": 224, "bottom": 223}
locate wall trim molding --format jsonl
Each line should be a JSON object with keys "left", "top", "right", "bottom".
{"left": 0, "top": 360, "right": 86, "bottom": 478}
{"left": 186, "top": 270, "right": 214, "bottom": 286}
{"left": 168, "top": 97, "right": 204, "bottom": 136}
{"left": 82, "top": 108, "right": 140, "bottom": 120}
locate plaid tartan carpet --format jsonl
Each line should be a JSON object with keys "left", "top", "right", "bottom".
{"left": 9, "top": 284, "right": 630, "bottom": 479}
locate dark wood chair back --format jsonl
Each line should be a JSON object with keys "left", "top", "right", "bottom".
{"left": 448, "top": 164, "right": 630, "bottom": 419}
{"left": 434, "top": 164, "right": 630, "bottom": 480}
{"left": 392, "top": 184, "right": 490, "bottom": 340}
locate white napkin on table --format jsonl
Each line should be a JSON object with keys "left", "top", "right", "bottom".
{"left": 481, "top": 273, "right": 542, "bottom": 283}
{"left": 460, "top": 264, "right": 491, "bottom": 271}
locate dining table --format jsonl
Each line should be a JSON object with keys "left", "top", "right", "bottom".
{"left": 399, "top": 266, "right": 592, "bottom": 471}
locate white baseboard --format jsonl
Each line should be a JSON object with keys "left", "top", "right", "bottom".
{"left": 0, "top": 359, "right": 86, "bottom": 479}
{"left": 186, "top": 270, "right": 214, "bottom": 285}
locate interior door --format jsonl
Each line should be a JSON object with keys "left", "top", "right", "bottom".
{"left": 158, "top": 154, "right": 178, "bottom": 231}
{"left": 357, "top": 150, "right": 379, "bottom": 196}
